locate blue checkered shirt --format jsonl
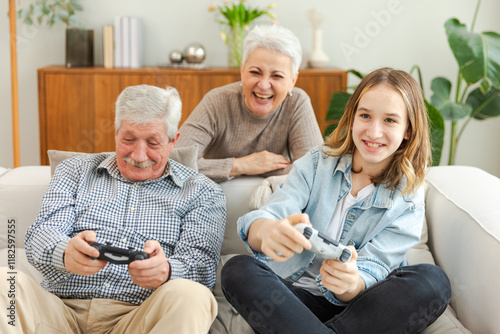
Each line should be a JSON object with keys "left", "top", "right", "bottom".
{"left": 25, "top": 153, "right": 226, "bottom": 304}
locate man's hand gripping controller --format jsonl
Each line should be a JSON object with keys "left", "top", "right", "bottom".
{"left": 88, "top": 242, "right": 150, "bottom": 265}
{"left": 294, "top": 223, "right": 352, "bottom": 262}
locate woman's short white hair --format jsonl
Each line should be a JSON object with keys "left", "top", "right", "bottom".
{"left": 115, "top": 84, "right": 182, "bottom": 139}
{"left": 242, "top": 25, "right": 302, "bottom": 75}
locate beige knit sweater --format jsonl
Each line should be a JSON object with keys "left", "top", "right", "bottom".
{"left": 177, "top": 82, "right": 324, "bottom": 182}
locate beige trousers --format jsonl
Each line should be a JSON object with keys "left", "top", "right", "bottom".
{"left": 0, "top": 268, "right": 217, "bottom": 334}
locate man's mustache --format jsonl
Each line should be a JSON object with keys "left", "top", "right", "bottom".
{"left": 123, "top": 156, "right": 156, "bottom": 168}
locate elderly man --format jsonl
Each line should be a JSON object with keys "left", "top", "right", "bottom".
{"left": 5, "top": 85, "right": 226, "bottom": 333}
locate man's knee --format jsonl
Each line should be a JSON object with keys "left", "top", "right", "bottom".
{"left": 155, "top": 278, "right": 217, "bottom": 313}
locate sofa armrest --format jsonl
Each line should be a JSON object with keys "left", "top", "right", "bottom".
{"left": 0, "top": 166, "right": 52, "bottom": 251}
{"left": 425, "top": 166, "right": 500, "bottom": 334}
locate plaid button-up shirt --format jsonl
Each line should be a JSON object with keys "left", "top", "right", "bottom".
{"left": 25, "top": 153, "right": 226, "bottom": 304}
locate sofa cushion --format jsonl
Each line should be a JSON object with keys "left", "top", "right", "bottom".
{"left": 218, "top": 176, "right": 265, "bottom": 256}
{"left": 47, "top": 145, "right": 199, "bottom": 176}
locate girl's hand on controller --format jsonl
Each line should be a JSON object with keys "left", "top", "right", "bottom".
{"left": 248, "top": 213, "right": 312, "bottom": 262}
{"left": 319, "top": 246, "right": 365, "bottom": 302}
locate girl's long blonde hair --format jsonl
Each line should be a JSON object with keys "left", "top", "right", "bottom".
{"left": 325, "top": 67, "right": 431, "bottom": 195}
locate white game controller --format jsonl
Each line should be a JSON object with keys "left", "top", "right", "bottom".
{"left": 294, "top": 223, "right": 352, "bottom": 262}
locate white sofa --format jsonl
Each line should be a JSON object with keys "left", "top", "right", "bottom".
{"left": 1, "top": 165, "right": 500, "bottom": 333}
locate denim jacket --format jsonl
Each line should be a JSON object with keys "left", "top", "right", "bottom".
{"left": 237, "top": 146, "right": 424, "bottom": 305}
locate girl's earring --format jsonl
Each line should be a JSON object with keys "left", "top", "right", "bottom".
{"left": 289, "top": 91, "right": 293, "bottom": 97}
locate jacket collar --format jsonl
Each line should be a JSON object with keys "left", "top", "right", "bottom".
{"left": 333, "top": 153, "right": 396, "bottom": 210}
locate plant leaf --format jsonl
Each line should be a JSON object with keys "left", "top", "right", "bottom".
{"left": 466, "top": 87, "right": 500, "bottom": 120}
{"left": 347, "top": 69, "right": 365, "bottom": 80}
{"left": 430, "top": 77, "right": 472, "bottom": 120}
{"left": 323, "top": 124, "right": 338, "bottom": 140}
{"left": 325, "top": 92, "right": 351, "bottom": 121}
{"left": 323, "top": 92, "right": 351, "bottom": 137}
{"left": 425, "top": 100, "right": 444, "bottom": 166}
{"left": 445, "top": 18, "right": 500, "bottom": 91}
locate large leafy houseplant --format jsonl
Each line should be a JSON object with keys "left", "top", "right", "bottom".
{"left": 326, "top": 0, "right": 500, "bottom": 166}
{"left": 429, "top": 0, "right": 500, "bottom": 165}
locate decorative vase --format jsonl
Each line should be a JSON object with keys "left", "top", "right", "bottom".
{"left": 309, "top": 28, "right": 329, "bottom": 68}
{"left": 65, "top": 28, "right": 94, "bottom": 68}
{"left": 227, "top": 25, "right": 246, "bottom": 68}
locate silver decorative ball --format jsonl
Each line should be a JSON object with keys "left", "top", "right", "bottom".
{"left": 184, "top": 43, "right": 206, "bottom": 64}
{"left": 169, "top": 50, "right": 184, "bottom": 64}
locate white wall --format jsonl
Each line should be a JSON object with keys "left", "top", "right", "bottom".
{"left": 1, "top": 0, "right": 500, "bottom": 176}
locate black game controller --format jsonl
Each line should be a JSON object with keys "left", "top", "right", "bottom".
{"left": 88, "top": 242, "right": 150, "bottom": 265}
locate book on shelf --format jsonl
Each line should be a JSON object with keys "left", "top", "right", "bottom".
{"left": 102, "top": 25, "right": 114, "bottom": 69}
{"left": 129, "top": 17, "right": 143, "bottom": 69}
{"left": 113, "top": 16, "right": 143, "bottom": 68}
{"left": 121, "top": 17, "right": 130, "bottom": 67}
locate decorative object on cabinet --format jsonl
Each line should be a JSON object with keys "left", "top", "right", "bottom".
{"left": 161, "top": 44, "right": 209, "bottom": 69}
{"left": 307, "top": 8, "right": 329, "bottom": 68}
{"left": 169, "top": 50, "right": 184, "bottom": 64}
{"left": 65, "top": 28, "right": 94, "bottom": 68}
{"left": 184, "top": 43, "right": 207, "bottom": 64}
{"left": 37, "top": 66, "right": 346, "bottom": 165}
{"left": 208, "top": 1, "right": 277, "bottom": 67}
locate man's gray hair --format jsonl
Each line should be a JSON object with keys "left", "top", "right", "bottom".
{"left": 115, "top": 85, "right": 182, "bottom": 139}
{"left": 242, "top": 25, "right": 302, "bottom": 75}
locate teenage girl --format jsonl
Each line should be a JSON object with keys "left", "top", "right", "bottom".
{"left": 221, "top": 67, "right": 451, "bottom": 334}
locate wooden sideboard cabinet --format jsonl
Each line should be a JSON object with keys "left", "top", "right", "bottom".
{"left": 37, "top": 66, "right": 347, "bottom": 165}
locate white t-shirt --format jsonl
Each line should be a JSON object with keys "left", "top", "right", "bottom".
{"left": 292, "top": 184, "right": 375, "bottom": 296}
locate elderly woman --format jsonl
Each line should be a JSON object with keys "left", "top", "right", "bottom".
{"left": 176, "top": 25, "right": 323, "bottom": 182}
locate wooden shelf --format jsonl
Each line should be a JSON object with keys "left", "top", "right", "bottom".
{"left": 37, "top": 66, "right": 347, "bottom": 165}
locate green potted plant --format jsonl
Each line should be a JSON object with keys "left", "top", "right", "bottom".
{"left": 209, "top": 0, "right": 277, "bottom": 67}
{"left": 17, "top": 0, "right": 93, "bottom": 68}
{"left": 326, "top": 0, "right": 500, "bottom": 166}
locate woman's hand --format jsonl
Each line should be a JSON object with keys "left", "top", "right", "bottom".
{"left": 230, "top": 150, "right": 291, "bottom": 177}
{"left": 248, "top": 213, "right": 312, "bottom": 262}
{"left": 319, "top": 246, "right": 365, "bottom": 302}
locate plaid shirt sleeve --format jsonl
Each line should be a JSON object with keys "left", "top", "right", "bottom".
{"left": 168, "top": 176, "right": 226, "bottom": 287}
{"left": 24, "top": 153, "right": 226, "bottom": 304}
